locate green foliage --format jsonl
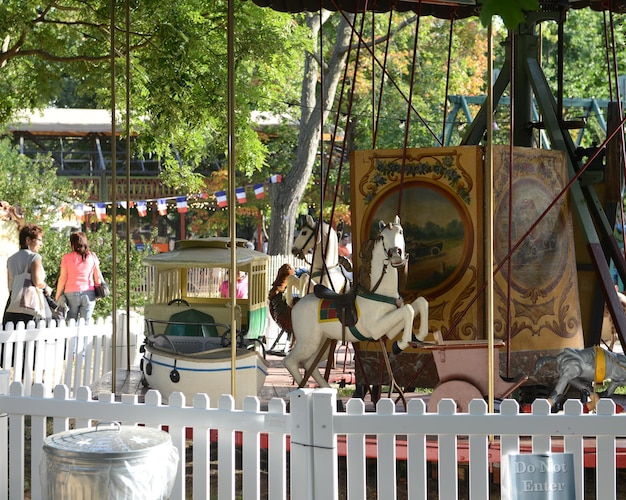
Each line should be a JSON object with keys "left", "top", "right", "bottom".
{"left": 541, "top": 9, "right": 626, "bottom": 101}
{"left": 0, "top": 1, "right": 309, "bottom": 195}
{"left": 479, "top": 0, "right": 540, "bottom": 30}
{"left": 40, "top": 226, "right": 149, "bottom": 319}
{"left": 344, "top": 15, "right": 494, "bottom": 150}
{"left": 0, "top": 137, "right": 80, "bottom": 223}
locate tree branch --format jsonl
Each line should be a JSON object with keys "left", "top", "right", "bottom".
{"left": 349, "top": 15, "right": 418, "bottom": 52}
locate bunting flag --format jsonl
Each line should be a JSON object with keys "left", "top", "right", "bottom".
{"left": 235, "top": 187, "right": 247, "bottom": 204}
{"left": 215, "top": 191, "right": 228, "bottom": 208}
{"left": 95, "top": 203, "right": 107, "bottom": 221}
{"left": 136, "top": 201, "right": 147, "bottom": 217}
{"left": 176, "top": 196, "right": 188, "bottom": 213}
{"left": 157, "top": 198, "right": 168, "bottom": 215}
{"left": 254, "top": 183, "right": 265, "bottom": 199}
{"left": 74, "top": 204, "right": 85, "bottom": 221}
{"left": 67, "top": 173, "right": 284, "bottom": 219}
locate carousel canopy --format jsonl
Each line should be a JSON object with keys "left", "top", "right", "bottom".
{"left": 143, "top": 238, "right": 269, "bottom": 269}
{"left": 248, "top": 0, "right": 625, "bottom": 18}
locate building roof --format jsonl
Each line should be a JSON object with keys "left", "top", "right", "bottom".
{"left": 8, "top": 108, "right": 120, "bottom": 136}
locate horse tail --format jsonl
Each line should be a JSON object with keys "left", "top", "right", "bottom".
{"left": 532, "top": 354, "right": 557, "bottom": 376}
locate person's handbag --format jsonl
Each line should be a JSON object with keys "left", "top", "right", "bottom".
{"left": 6, "top": 256, "right": 46, "bottom": 319}
{"left": 93, "top": 259, "right": 110, "bottom": 299}
{"left": 49, "top": 294, "right": 68, "bottom": 321}
{"left": 95, "top": 280, "right": 110, "bottom": 299}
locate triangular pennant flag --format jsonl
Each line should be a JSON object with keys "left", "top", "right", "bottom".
{"left": 235, "top": 187, "right": 247, "bottom": 204}
{"left": 95, "top": 203, "right": 107, "bottom": 221}
{"left": 157, "top": 198, "right": 168, "bottom": 216}
{"left": 254, "top": 183, "right": 265, "bottom": 199}
{"left": 270, "top": 174, "right": 282, "bottom": 183}
{"left": 176, "top": 196, "right": 188, "bottom": 213}
{"left": 136, "top": 201, "right": 147, "bottom": 217}
{"left": 215, "top": 191, "right": 228, "bottom": 208}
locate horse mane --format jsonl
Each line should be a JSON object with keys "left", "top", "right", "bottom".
{"left": 358, "top": 235, "right": 382, "bottom": 290}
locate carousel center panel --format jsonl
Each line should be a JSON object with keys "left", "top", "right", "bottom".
{"left": 492, "top": 145, "right": 584, "bottom": 383}
{"left": 350, "top": 146, "right": 484, "bottom": 389}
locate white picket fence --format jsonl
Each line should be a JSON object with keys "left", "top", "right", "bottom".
{"left": 0, "top": 381, "right": 625, "bottom": 500}
{"left": 0, "top": 312, "right": 143, "bottom": 397}
{"left": 0, "top": 309, "right": 625, "bottom": 499}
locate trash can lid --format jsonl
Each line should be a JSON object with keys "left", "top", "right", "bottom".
{"left": 43, "top": 422, "right": 173, "bottom": 460}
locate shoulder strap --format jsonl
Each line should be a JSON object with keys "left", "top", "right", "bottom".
{"left": 92, "top": 253, "right": 101, "bottom": 285}
{"left": 23, "top": 251, "right": 38, "bottom": 275}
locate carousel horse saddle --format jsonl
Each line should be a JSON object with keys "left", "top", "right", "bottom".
{"left": 314, "top": 284, "right": 358, "bottom": 327}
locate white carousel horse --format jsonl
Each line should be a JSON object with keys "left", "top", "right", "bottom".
{"left": 283, "top": 216, "right": 429, "bottom": 388}
{"left": 288, "top": 214, "right": 350, "bottom": 303}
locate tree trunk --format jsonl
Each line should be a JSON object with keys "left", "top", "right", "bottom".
{"left": 268, "top": 13, "right": 354, "bottom": 255}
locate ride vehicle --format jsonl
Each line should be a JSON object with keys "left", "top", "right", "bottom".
{"left": 139, "top": 237, "right": 270, "bottom": 407}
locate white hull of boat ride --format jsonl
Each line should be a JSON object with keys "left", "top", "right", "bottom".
{"left": 141, "top": 336, "right": 269, "bottom": 407}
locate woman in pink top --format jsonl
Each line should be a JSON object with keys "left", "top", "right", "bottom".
{"left": 220, "top": 270, "right": 248, "bottom": 299}
{"left": 55, "top": 232, "right": 101, "bottom": 322}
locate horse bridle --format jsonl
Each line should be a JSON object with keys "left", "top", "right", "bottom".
{"left": 293, "top": 220, "right": 318, "bottom": 262}
{"left": 370, "top": 224, "right": 407, "bottom": 294}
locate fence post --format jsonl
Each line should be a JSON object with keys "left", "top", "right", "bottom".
{"left": 310, "top": 389, "right": 338, "bottom": 500}
{"left": 0, "top": 370, "right": 9, "bottom": 500}
{"left": 115, "top": 310, "right": 142, "bottom": 369}
{"left": 289, "top": 388, "right": 315, "bottom": 500}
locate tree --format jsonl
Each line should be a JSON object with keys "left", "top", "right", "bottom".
{"left": 0, "top": 138, "right": 79, "bottom": 223}
{"left": 267, "top": 12, "right": 353, "bottom": 254}
{"left": 0, "top": 1, "right": 309, "bottom": 191}
{"left": 0, "top": 138, "right": 146, "bottom": 318}
{"left": 266, "top": 13, "right": 492, "bottom": 254}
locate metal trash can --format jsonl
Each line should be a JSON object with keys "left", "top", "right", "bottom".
{"left": 40, "top": 422, "right": 179, "bottom": 499}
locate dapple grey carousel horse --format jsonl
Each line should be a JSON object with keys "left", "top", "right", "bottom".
{"left": 533, "top": 346, "right": 626, "bottom": 410}
{"left": 284, "top": 216, "right": 429, "bottom": 388}
{"left": 289, "top": 215, "right": 350, "bottom": 303}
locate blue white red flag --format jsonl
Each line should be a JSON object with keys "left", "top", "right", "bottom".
{"left": 176, "top": 196, "right": 188, "bottom": 213}
{"left": 157, "top": 199, "right": 168, "bottom": 215}
{"left": 136, "top": 201, "right": 147, "bottom": 217}
{"left": 215, "top": 191, "right": 228, "bottom": 208}
{"left": 236, "top": 187, "right": 247, "bottom": 204}
{"left": 254, "top": 183, "right": 265, "bottom": 199}
{"left": 95, "top": 203, "right": 107, "bottom": 221}
{"left": 74, "top": 204, "right": 85, "bottom": 220}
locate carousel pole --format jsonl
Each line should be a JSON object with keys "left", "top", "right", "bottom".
{"left": 486, "top": 20, "right": 495, "bottom": 414}
{"left": 124, "top": 0, "right": 132, "bottom": 372}
{"left": 227, "top": 0, "right": 238, "bottom": 400}
{"left": 109, "top": 0, "right": 118, "bottom": 393}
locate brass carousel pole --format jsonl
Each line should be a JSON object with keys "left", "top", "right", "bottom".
{"left": 109, "top": 0, "right": 118, "bottom": 393}
{"left": 227, "top": 0, "right": 238, "bottom": 400}
{"left": 486, "top": 20, "right": 495, "bottom": 414}
{"left": 124, "top": 0, "right": 132, "bottom": 372}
